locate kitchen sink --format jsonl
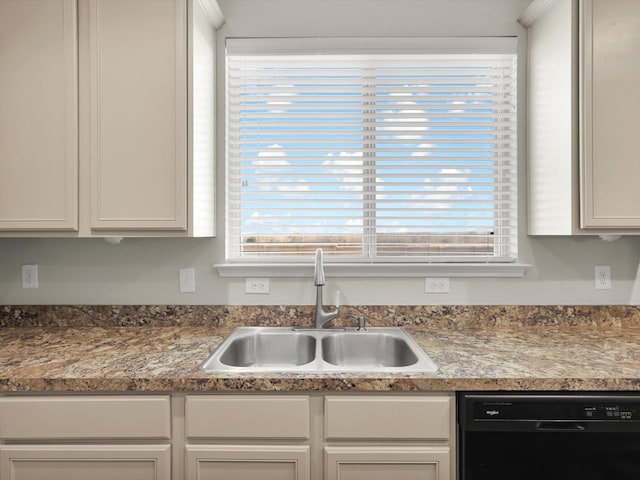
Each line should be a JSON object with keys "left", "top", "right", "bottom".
{"left": 200, "top": 327, "right": 438, "bottom": 373}
{"left": 218, "top": 330, "right": 316, "bottom": 368}
{"left": 321, "top": 332, "right": 419, "bottom": 368}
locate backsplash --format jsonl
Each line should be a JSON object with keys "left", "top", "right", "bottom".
{"left": 2, "top": 305, "right": 639, "bottom": 329}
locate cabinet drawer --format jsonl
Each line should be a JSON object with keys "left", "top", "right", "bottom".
{"left": 0, "top": 395, "right": 170, "bottom": 440}
{"left": 185, "top": 395, "right": 310, "bottom": 439}
{"left": 325, "top": 396, "right": 450, "bottom": 440}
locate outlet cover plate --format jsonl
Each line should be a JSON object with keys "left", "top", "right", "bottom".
{"left": 245, "top": 278, "right": 270, "bottom": 294}
{"left": 21, "top": 264, "right": 38, "bottom": 289}
{"left": 425, "top": 277, "right": 450, "bottom": 294}
{"left": 594, "top": 265, "right": 611, "bottom": 290}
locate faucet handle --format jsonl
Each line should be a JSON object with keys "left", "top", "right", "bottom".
{"left": 347, "top": 313, "right": 367, "bottom": 331}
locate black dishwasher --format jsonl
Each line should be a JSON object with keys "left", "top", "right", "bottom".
{"left": 457, "top": 392, "right": 640, "bottom": 480}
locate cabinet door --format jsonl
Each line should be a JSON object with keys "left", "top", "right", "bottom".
{"left": 0, "top": 0, "right": 78, "bottom": 231}
{"left": 0, "top": 445, "right": 171, "bottom": 480}
{"left": 186, "top": 445, "right": 310, "bottom": 480}
{"left": 581, "top": 0, "right": 640, "bottom": 228}
{"left": 325, "top": 447, "right": 450, "bottom": 480}
{"left": 88, "top": 0, "right": 187, "bottom": 231}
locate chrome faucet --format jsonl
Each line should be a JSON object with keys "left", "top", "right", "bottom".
{"left": 313, "top": 248, "right": 339, "bottom": 328}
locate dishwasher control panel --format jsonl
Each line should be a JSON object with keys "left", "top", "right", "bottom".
{"left": 585, "top": 404, "right": 636, "bottom": 420}
{"left": 465, "top": 394, "right": 640, "bottom": 425}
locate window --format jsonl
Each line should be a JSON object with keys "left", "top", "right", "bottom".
{"left": 226, "top": 38, "right": 517, "bottom": 264}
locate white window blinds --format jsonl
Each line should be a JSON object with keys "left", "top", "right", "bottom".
{"left": 226, "top": 38, "right": 518, "bottom": 262}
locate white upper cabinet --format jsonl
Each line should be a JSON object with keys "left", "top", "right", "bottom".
{"left": 86, "top": 0, "right": 187, "bottom": 231}
{"left": 0, "top": 0, "right": 78, "bottom": 231}
{"left": 527, "top": 0, "right": 640, "bottom": 235}
{"left": 0, "top": 0, "right": 215, "bottom": 237}
{"left": 580, "top": 0, "right": 640, "bottom": 228}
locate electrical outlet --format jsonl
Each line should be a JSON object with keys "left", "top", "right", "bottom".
{"left": 245, "top": 278, "right": 270, "bottom": 294}
{"left": 179, "top": 268, "right": 196, "bottom": 293}
{"left": 22, "top": 264, "right": 38, "bottom": 289}
{"left": 594, "top": 265, "right": 611, "bottom": 290}
{"left": 425, "top": 277, "right": 450, "bottom": 294}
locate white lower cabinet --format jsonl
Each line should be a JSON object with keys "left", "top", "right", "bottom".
{"left": 184, "top": 394, "right": 454, "bottom": 480}
{"left": 185, "top": 445, "right": 310, "bottom": 480}
{"left": 1, "top": 445, "right": 171, "bottom": 480}
{"left": 323, "top": 396, "right": 452, "bottom": 480}
{"left": 0, "top": 395, "right": 172, "bottom": 480}
{"left": 0, "top": 393, "right": 454, "bottom": 480}
{"left": 325, "top": 446, "right": 450, "bottom": 480}
{"left": 184, "top": 395, "right": 311, "bottom": 480}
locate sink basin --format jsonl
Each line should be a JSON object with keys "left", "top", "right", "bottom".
{"left": 200, "top": 327, "right": 437, "bottom": 373}
{"left": 218, "top": 330, "right": 316, "bottom": 368}
{"left": 321, "top": 332, "right": 419, "bottom": 368}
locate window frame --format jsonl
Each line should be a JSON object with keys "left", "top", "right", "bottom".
{"left": 218, "top": 37, "right": 527, "bottom": 278}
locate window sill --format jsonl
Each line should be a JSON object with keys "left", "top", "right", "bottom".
{"left": 215, "top": 262, "right": 529, "bottom": 278}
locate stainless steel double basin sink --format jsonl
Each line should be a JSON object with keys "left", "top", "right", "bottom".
{"left": 200, "top": 327, "right": 438, "bottom": 374}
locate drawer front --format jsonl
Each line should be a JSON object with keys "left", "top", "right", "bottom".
{"left": 185, "top": 395, "right": 310, "bottom": 439}
{"left": 325, "top": 396, "right": 450, "bottom": 440}
{"left": 0, "top": 395, "right": 170, "bottom": 440}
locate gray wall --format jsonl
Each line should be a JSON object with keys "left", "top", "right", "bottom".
{"left": 2, "top": 0, "right": 640, "bottom": 306}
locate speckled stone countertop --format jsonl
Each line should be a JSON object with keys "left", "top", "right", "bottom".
{"left": 1, "top": 305, "right": 639, "bottom": 392}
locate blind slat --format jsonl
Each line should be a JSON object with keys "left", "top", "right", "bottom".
{"left": 227, "top": 43, "right": 517, "bottom": 261}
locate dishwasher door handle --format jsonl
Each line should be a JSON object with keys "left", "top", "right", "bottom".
{"left": 536, "top": 421, "right": 586, "bottom": 431}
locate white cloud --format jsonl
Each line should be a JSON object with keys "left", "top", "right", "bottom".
{"left": 256, "top": 144, "right": 290, "bottom": 166}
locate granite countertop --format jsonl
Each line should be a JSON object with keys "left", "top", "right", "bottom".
{"left": 1, "top": 305, "right": 639, "bottom": 392}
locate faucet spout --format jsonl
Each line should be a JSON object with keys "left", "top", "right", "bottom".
{"left": 314, "top": 248, "right": 325, "bottom": 286}
{"left": 313, "top": 248, "right": 338, "bottom": 328}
